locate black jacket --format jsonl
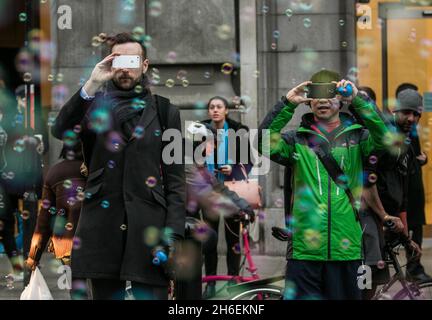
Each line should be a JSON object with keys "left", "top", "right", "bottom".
{"left": 201, "top": 118, "right": 254, "bottom": 181}
{"left": 51, "top": 88, "right": 185, "bottom": 285}
{"left": 407, "top": 134, "right": 426, "bottom": 226}
{"left": 375, "top": 122, "right": 413, "bottom": 217}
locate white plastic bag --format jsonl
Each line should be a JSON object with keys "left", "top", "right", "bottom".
{"left": 20, "top": 267, "right": 53, "bottom": 300}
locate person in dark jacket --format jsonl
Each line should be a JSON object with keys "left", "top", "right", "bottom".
{"left": 200, "top": 97, "right": 254, "bottom": 298}
{"left": 25, "top": 142, "right": 87, "bottom": 298}
{"left": 0, "top": 103, "right": 24, "bottom": 282}
{"left": 51, "top": 33, "right": 185, "bottom": 300}
{"left": 175, "top": 129, "right": 255, "bottom": 299}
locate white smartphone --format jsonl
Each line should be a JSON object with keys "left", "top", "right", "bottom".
{"left": 112, "top": 55, "right": 141, "bottom": 69}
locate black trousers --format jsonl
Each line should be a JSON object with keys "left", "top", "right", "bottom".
{"left": 406, "top": 224, "right": 426, "bottom": 275}
{"left": 285, "top": 260, "right": 362, "bottom": 300}
{"left": 0, "top": 218, "right": 18, "bottom": 258}
{"left": 90, "top": 278, "right": 167, "bottom": 300}
{"left": 203, "top": 215, "right": 240, "bottom": 278}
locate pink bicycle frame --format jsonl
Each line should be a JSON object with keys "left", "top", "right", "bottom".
{"left": 202, "top": 223, "right": 260, "bottom": 285}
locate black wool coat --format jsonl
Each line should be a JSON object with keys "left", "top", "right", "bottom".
{"left": 51, "top": 89, "right": 185, "bottom": 285}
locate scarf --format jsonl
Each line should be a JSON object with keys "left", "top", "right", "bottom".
{"left": 206, "top": 121, "right": 230, "bottom": 182}
{"left": 104, "top": 76, "right": 152, "bottom": 139}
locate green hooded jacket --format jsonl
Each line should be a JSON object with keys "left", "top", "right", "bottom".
{"left": 258, "top": 95, "right": 389, "bottom": 261}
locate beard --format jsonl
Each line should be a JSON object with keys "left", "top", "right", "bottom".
{"left": 113, "top": 74, "right": 142, "bottom": 91}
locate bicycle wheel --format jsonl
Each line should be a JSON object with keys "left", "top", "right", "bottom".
{"left": 230, "top": 285, "right": 283, "bottom": 300}
{"left": 393, "top": 281, "right": 432, "bottom": 300}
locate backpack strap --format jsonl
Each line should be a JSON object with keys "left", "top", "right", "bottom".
{"left": 305, "top": 135, "right": 360, "bottom": 222}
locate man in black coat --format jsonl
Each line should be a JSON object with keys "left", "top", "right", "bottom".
{"left": 51, "top": 33, "right": 185, "bottom": 300}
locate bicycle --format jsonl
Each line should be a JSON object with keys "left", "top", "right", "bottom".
{"left": 371, "top": 221, "right": 432, "bottom": 300}
{"left": 201, "top": 213, "right": 285, "bottom": 300}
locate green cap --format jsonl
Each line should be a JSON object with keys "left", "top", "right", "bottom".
{"left": 310, "top": 69, "right": 341, "bottom": 84}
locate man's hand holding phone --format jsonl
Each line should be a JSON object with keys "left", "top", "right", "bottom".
{"left": 83, "top": 52, "right": 120, "bottom": 96}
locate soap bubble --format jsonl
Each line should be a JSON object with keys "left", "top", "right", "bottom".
{"left": 63, "top": 179, "right": 73, "bottom": 189}
{"left": 216, "top": 24, "right": 233, "bottom": 40}
{"left": 145, "top": 176, "right": 157, "bottom": 188}
{"left": 105, "top": 131, "right": 125, "bottom": 153}
{"left": 221, "top": 63, "right": 234, "bottom": 75}
{"left": 165, "top": 51, "right": 177, "bottom": 63}
{"left": 149, "top": 1, "right": 162, "bottom": 17}
{"left": 303, "top": 18, "right": 312, "bottom": 28}
{"left": 182, "top": 79, "right": 189, "bottom": 88}
{"left": 19, "top": 12, "right": 27, "bottom": 22}
{"left": 285, "top": 9, "right": 293, "bottom": 18}
{"left": 89, "top": 108, "right": 111, "bottom": 134}
{"left": 133, "top": 126, "right": 144, "bottom": 139}
{"left": 340, "top": 238, "right": 351, "bottom": 250}
{"left": 176, "top": 70, "right": 187, "bottom": 80}
{"left": 165, "top": 79, "right": 175, "bottom": 88}
{"left": 101, "top": 200, "right": 110, "bottom": 209}
{"left": 62, "top": 130, "right": 78, "bottom": 147}
{"left": 23, "top": 72, "right": 32, "bottom": 82}
{"left": 143, "top": 226, "right": 160, "bottom": 246}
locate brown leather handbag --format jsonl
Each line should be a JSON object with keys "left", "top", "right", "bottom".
{"left": 224, "top": 164, "right": 262, "bottom": 209}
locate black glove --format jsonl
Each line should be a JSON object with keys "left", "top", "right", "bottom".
{"left": 161, "top": 243, "right": 177, "bottom": 281}
{"left": 271, "top": 227, "right": 291, "bottom": 242}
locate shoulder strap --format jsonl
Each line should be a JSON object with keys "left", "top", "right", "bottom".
{"left": 153, "top": 94, "right": 170, "bottom": 132}
{"left": 307, "top": 137, "right": 360, "bottom": 222}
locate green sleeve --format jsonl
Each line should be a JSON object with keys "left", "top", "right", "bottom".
{"left": 258, "top": 100, "right": 297, "bottom": 164}
{"left": 352, "top": 95, "right": 389, "bottom": 156}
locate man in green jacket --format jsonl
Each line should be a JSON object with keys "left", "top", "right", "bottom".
{"left": 258, "top": 70, "right": 389, "bottom": 299}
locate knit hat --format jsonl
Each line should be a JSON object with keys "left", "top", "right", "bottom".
{"left": 395, "top": 89, "right": 423, "bottom": 114}
{"left": 310, "top": 69, "right": 341, "bottom": 83}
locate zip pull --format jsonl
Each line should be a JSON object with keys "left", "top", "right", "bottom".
{"left": 315, "top": 156, "right": 323, "bottom": 196}
{"left": 336, "top": 155, "right": 344, "bottom": 196}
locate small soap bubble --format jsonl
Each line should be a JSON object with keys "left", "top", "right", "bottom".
{"left": 181, "top": 79, "right": 189, "bottom": 88}
{"left": 369, "top": 155, "right": 378, "bottom": 165}
{"left": 19, "top": 12, "right": 27, "bottom": 22}
{"left": 166, "top": 51, "right": 177, "bottom": 63}
{"left": 285, "top": 9, "right": 293, "bottom": 18}
{"left": 216, "top": 24, "right": 233, "bottom": 40}
{"left": 303, "top": 18, "right": 312, "bottom": 28}
{"left": 340, "top": 238, "right": 351, "bottom": 250}
{"left": 143, "top": 226, "right": 160, "bottom": 246}
{"left": 221, "top": 63, "right": 234, "bottom": 75}
{"left": 23, "top": 72, "right": 32, "bottom": 82}
{"left": 146, "top": 176, "right": 157, "bottom": 188}
{"left": 133, "top": 126, "right": 145, "bottom": 139}
{"left": 134, "top": 85, "right": 143, "bottom": 94}
{"left": 73, "top": 237, "right": 82, "bottom": 250}
{"left": 149, "top": 0, "right": 162, "bottom": 17}
{"left": 165, "top": 79, "right": 175, "bottom": 88}
{"left": 63, "top": 179, "right": 72, "bottom": 189}
{"left": 65, "top": 222, "right": 74, "bottom": 231}
{"left": 101, "top": 200, "right": 110, "bottom": 209}
{"left": 21, "top": 210, "right": 30, "bottom": 220}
